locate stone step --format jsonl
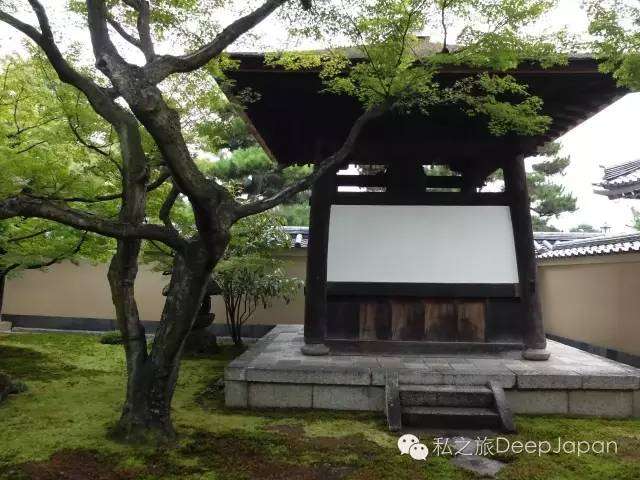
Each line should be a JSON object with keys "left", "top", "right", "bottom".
{"left": 399, "top": 384, "right": 494, "bottom": 408}
{"left": 402, "top": 406, "right": 501, "bottom": 429}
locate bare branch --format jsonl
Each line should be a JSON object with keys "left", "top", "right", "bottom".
{"left": 144, "top": 0, "right": 288, "bottom": 84}
{"left": 8, "top": 115, "right": 64, "bottom": 139}
{"left": 14, "top": 140, "right": 47, "bottom": 154}
{"left": 24, "top": 231, "right": 88, "bottom": 270}
{"left": 146, "top": 168, "right": 171, "bottom": 191}
{"left": 66, "top": 116, "right": 112, "bottom": 158}
{"left": 234, "top": 102, "right": 390, "bottom": 219}
{"left": 105, "top": 0, "right": 154, "bottom": 62}
{"left": 136, "top": 0, "right": 155, "bottom": 61}
{"left": 106, "top": 14, "right": 142, "bottom": 50}
{"left": 1, "top": 231, "right": 89, "bottom": 276}
{"left": 159, "top": 185, "right": 179, "bottom": 232}
{"left": 0, "top": 195, "right": 184, "bottom": 250}
{"left": 7, "top": 228, "right": 50, "bottom": 243}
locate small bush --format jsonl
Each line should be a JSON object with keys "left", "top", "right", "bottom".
{"left": 0, "top": 372, "right": 27, "bottom": 402}
{"left": 99, "top": 331, "right": 123, "bottom": 345}
{"left": 11, "top": 380, "right": 28, "bottom": 394}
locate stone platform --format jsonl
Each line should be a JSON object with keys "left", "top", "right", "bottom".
{"left": 225, "top": 325, "right": 640, "bottom": 418}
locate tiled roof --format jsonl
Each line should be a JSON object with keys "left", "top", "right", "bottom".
{"left": 594, "top": 159, "right": 640, "bottom": 199}
{"left": 538, "top": 233, "right": 640, "bottom": 259}
{"left": 533, "top": 232, "right": 602, "bottom": 253}
{"left": 283, "top": 226, "right": 309, "bottom": 249}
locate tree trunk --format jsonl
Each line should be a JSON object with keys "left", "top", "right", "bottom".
{"left": 0, "top": 270, "right": 6, "bottom": 321}
{"left": 113, "top": 244, "right": 219, "bottom": 441}
{"left": 108, "top": 239, "right": 151, "bottom": 438}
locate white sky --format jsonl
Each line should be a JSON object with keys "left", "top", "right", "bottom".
{"left": 1, "top": 1, "right": 639, "bottom": 233}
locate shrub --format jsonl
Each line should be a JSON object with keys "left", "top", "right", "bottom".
{"left": 99, "top": 331, "right": 123, "bottom": 345}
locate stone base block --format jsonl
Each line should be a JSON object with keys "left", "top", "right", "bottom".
{"left": 0, "top": 321, "right": 12, "bottom": 332}
{"left": 225, "top": 380, "right": 248, "bottom": 408}
{"left": 582, "top": 375, "right": 639, "bottom": 390}
{"left": 224, "top": 326, "right": 640, "bottom": 419}
{"left": 246, "top": 366, "right": 371, "bottom": 385}
{"left": 301, "top": 343, "right": 330, "bottom": 356}
{"left": 517, "top": 372, "right": 582, "bottom": 389}
{"left": 505, "top": 390, "right": 568, "bottom": 415}
{"left": 313, "top": 385, "right": 384, "bottom": 411}
{"left": 569, "top": 390, "right": 633, "bottom": 418}
{"left": 249, "top": 383, "right": 312, "bottom": 408}
{"left": 522, "top": 348, "right": 550, "bottom": 361}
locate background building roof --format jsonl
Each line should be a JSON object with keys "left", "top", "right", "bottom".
{"left": 532, "top": 231, "right": 603, "bottom": 253}
{"left": 594, "top": 159, "right": 640, "bottom": 199}
{"left": 538, "top": 232, "right": 640, "bottom": 259}
{"left": 284, "top": 226, "right": 309, "bottom": 248}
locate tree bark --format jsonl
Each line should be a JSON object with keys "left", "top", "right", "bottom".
{"left": 108, "top": 240, "right": 151, "bottom": 437}
{"left": 113, "top": 242, "right": 222, "bottom": 440}
{"left": 0, "top": 271, "right": 6, "bottom": 321}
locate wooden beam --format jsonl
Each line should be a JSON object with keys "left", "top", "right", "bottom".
{"left": 333, "top": 191, "right": 509, "bottom": 205}
{"left": 335, "top": 174, "right": 386, "bottom": 187}
{"left": 325, "top": 339, "right": 523, "bottom": 355}
{"left": 327, "top": 282, "right": 518, "bottom": 298}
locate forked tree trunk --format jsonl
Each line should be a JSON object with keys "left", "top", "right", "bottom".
{"left": 113, "top": 244, "right": 219, "bottom": 441}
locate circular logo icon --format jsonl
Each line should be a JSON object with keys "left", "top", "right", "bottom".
{"left": 409, "top": 443, "right": 429, "bottom": 461}
{"left": 397, "top": 434, "right": 420, "bottom": 455}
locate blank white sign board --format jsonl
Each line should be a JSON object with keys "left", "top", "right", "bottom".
{"left": 327, "top": 205, "right": 519, "bottom": 284}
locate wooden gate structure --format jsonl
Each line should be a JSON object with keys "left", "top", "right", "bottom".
{"left": 228, "top": 54, "right": 623, "bottom": 359}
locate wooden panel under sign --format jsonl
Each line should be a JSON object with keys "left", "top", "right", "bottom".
{"left": 391, "top": 300, "right": 425, "bottom": 341}
{"left": 327, "top": 297, "right": 486, "bottom": 342}
{"left": 457, "top": 301, "right": 486, "bottom": 342}
{"left": 359, "top": 302, "right": 378, "bottom": 340}
{"left": 425, "top": 301, "right": 457, "bottom": 341}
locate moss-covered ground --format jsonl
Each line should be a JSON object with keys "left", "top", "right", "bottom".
{"left": 1, "top": 332, "right": 639, "bottom": 479}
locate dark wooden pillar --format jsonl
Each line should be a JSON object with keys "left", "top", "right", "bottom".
{"left": 503, "top": 156, "right": 549, "bottom": 360}
{"left": 302, "top": 168, "right": 336, "bottom": 355}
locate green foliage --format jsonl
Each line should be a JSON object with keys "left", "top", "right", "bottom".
{"left": 570, "top": 224, "right": 599, "bottom": 233}
{"left": 270, "top": 0, "right": 564, "bottom": 137}
{"left": 207, "top": 146, "right": 312, "bottom": 225}
{"left": 632, "top": 207, "right": 640, "bottom": 231}
{"left": 0, "top": 54, "right": 119, "bottom": 201}
{"left": 68, "top": 0, "right": 228, "bottom": 45}
{"left": 450, "top": 73, "right": 552, "bottom": 135}
{"left": 528, "top": 142, "right": 576, "bottom": 230}
{"left": 0, "top": 54, "right": 118, "bottom": 277}
{"left": 531, "top": 216, "right": 558, "bottom": 232}
{"left": 276, "top": 203, "right": 311, "bottom": 226}
{"left": 99, "top": 331, "right": 124, "bottom": 345}
{"left": 588, "top": 0, "right": 640, "bottom": 91}
{"left": 210, "top": 146, "right": 275, "bottom": 180}
{"left": 209, "top": 147, "right": 312, "bottom": 199}
{"left": 214, "top": 212, "right": 303, "bottom": 345}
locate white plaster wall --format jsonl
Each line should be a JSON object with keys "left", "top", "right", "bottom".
{"left": 327, "top": 205, "right": 519, "bottom": 284}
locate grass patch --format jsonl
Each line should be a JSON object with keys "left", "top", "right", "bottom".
{"left": 1, "top": 332, "right": 639, "bottom": 479}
